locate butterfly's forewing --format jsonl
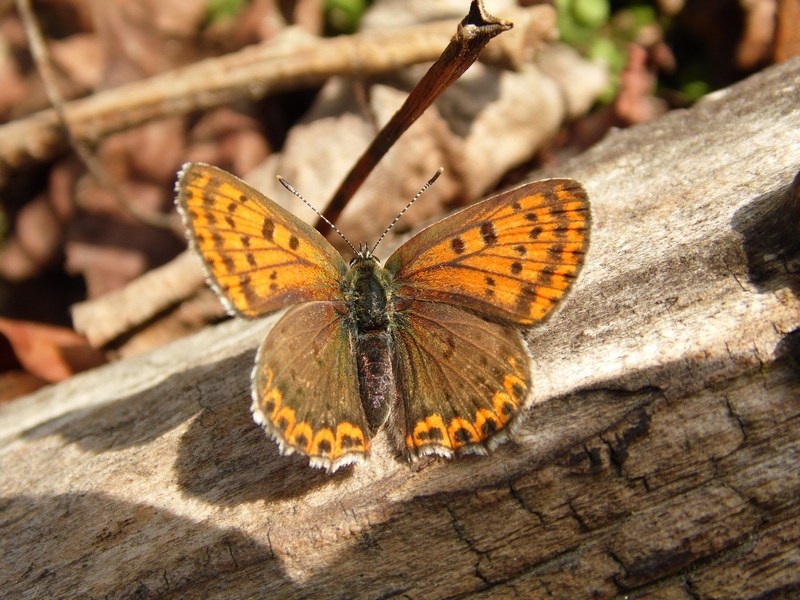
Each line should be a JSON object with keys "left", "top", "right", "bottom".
{"left": 385, "top": 179, "right": 590, "bottom": 326}
{"left": 252, "top": 301, "right": 371, "bottom": 471}
{"left": 389, "top": 301, "right": 532, "bottom": 458}
{"left": 176, "top": 163, "right": 347, "bottom": 318}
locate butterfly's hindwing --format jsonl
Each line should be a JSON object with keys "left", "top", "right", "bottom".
{"left": 389, "top": 301, "right": 533, "bottom": 459}
{"left": 251, "top": 302, "right": 371, "bottom": 472}
{"left": 386, "top": 179, "right": 590, "bottom": 326}
{"left": 176, "top": 163, "right": 347, "bottom": 318}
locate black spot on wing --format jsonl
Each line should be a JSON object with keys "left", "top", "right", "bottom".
{"left": 541, "top": 189, "right": 558, "bottom": 203}
{"left": 454, "top": 428, "right": 472, "bottom": 444}
{"left": 418, "top": 427, "right": 443, "bottom": 441}
{"left": 262, "top": 219, "right": 275, "bottom": 242}
{"left": 480, "top": 222, "right": 498, "bottom": 246}
{"left": 499, "top": 400, "right": 516, "bottom": 418}
{"left": 481, "top": 417, "right": 499, "bottom": 436}
{"left": 241, "top": 273, "right": 262, "bottom": 306}
{"left": 516, "top": 285, "right": 539, "bottom": 313}
{"left": 538, "top": 265, "right": 556, "bottom": 285}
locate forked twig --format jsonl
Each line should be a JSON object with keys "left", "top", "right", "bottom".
{"left": 15, "top": 0, "right": 174, "bottom": 229}
{"left": 316, "top": 0, "right": 513, "bottom": 236}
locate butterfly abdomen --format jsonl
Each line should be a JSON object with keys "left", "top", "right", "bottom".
{"left": 344, "top": 255, "right": 398, "bottom": 431}
{"left": 356, "top": 329, "right": 395, "bottom": 431}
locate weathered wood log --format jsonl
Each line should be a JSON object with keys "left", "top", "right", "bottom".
{"left": 2, "top": 57, "right": 800, "bottom": 599}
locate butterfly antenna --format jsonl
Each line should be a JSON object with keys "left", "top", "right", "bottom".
{"left": 371, "top": 168, "right": 444, "bottom": 254}
{"left": 277, "top": 176, "right": 358, "bottom": 255}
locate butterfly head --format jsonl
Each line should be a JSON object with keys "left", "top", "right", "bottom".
{"left": 350, "top": 242, "right": 381, "bottom": 266}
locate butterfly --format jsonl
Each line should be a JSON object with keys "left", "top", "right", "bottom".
{"left": 175, "top": 162, "right": 590, "bottom": 472}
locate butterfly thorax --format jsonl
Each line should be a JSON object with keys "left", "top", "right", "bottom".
{"left": 342, "top": 253, "right": 397, "bottom": 431}
{"left": 343, "top": 253, "right": 395, "bottom": 331}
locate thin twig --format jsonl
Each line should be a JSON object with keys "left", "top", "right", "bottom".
{"left": 316, "top": 0, "right": 513, "bottom": 236}
{"left": 15, "top": 0, "right": 174, "bottom": 229}
{"left": 0, "top": 6, "right": 556, "bottom": 188}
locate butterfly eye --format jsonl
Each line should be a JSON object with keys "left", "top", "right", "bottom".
{"left": 349, "top": 253, "right": 380, "bottom": 267}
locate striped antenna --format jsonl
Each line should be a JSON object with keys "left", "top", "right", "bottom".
{"left": 371, "top": 168, "right": 444, "bottom": 254}
{"left": 277, "top": 176, "right": 358, "bottom": 256}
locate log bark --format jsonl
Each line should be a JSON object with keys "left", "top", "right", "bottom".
{"left": 2, "top": 58, "right": 800, "bottom": 599}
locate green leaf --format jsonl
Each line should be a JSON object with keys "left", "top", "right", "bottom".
{"left": 206, "top": 0, "right": 248, "bottom": 23}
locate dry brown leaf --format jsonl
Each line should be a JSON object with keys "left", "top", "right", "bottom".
{"left": 0, "top": 369, "right": 48, "bottom": 404}
{"left": 184, "top": 107, "right": 271, "bottom": 177}
{"left": 737, "top": 0, "right": 777, "bottom": 70}
{"left": 226, "top": 0, "right": 288, "bottom": 48}
{"left": 49, "top": 33, "right": 103, "bottom": 92}
{"left": 65, "top": 241, "right": 148, "bottom": 299}
{"left": 98, "top": 118, "right": 188, "bottom": 186}
{"left": 775, "top": 0, "right": 800, "bottom": 62}
{"left": 92, "top": 0, "right": 206, "bottom": 86}
{"left": 615, "top": 43, "right": 668, "bottom": 125}
{"left": 0, "top": 192, "right": 64, "bottom": 281}
{"left": 0, "top": 316, "right": 106, "bottom": 384}
{"left": 0, "top": 40, "right": 29, "bottom": 121}
{"left": 64, "top": 205, "right": 184, "bottom": 299}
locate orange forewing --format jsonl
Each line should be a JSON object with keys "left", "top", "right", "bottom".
{"left": 385, "top": 179, "right": 590, "bottom": 325}
{"left": 176, "top": 163, "right": 347, "bottom": 318}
